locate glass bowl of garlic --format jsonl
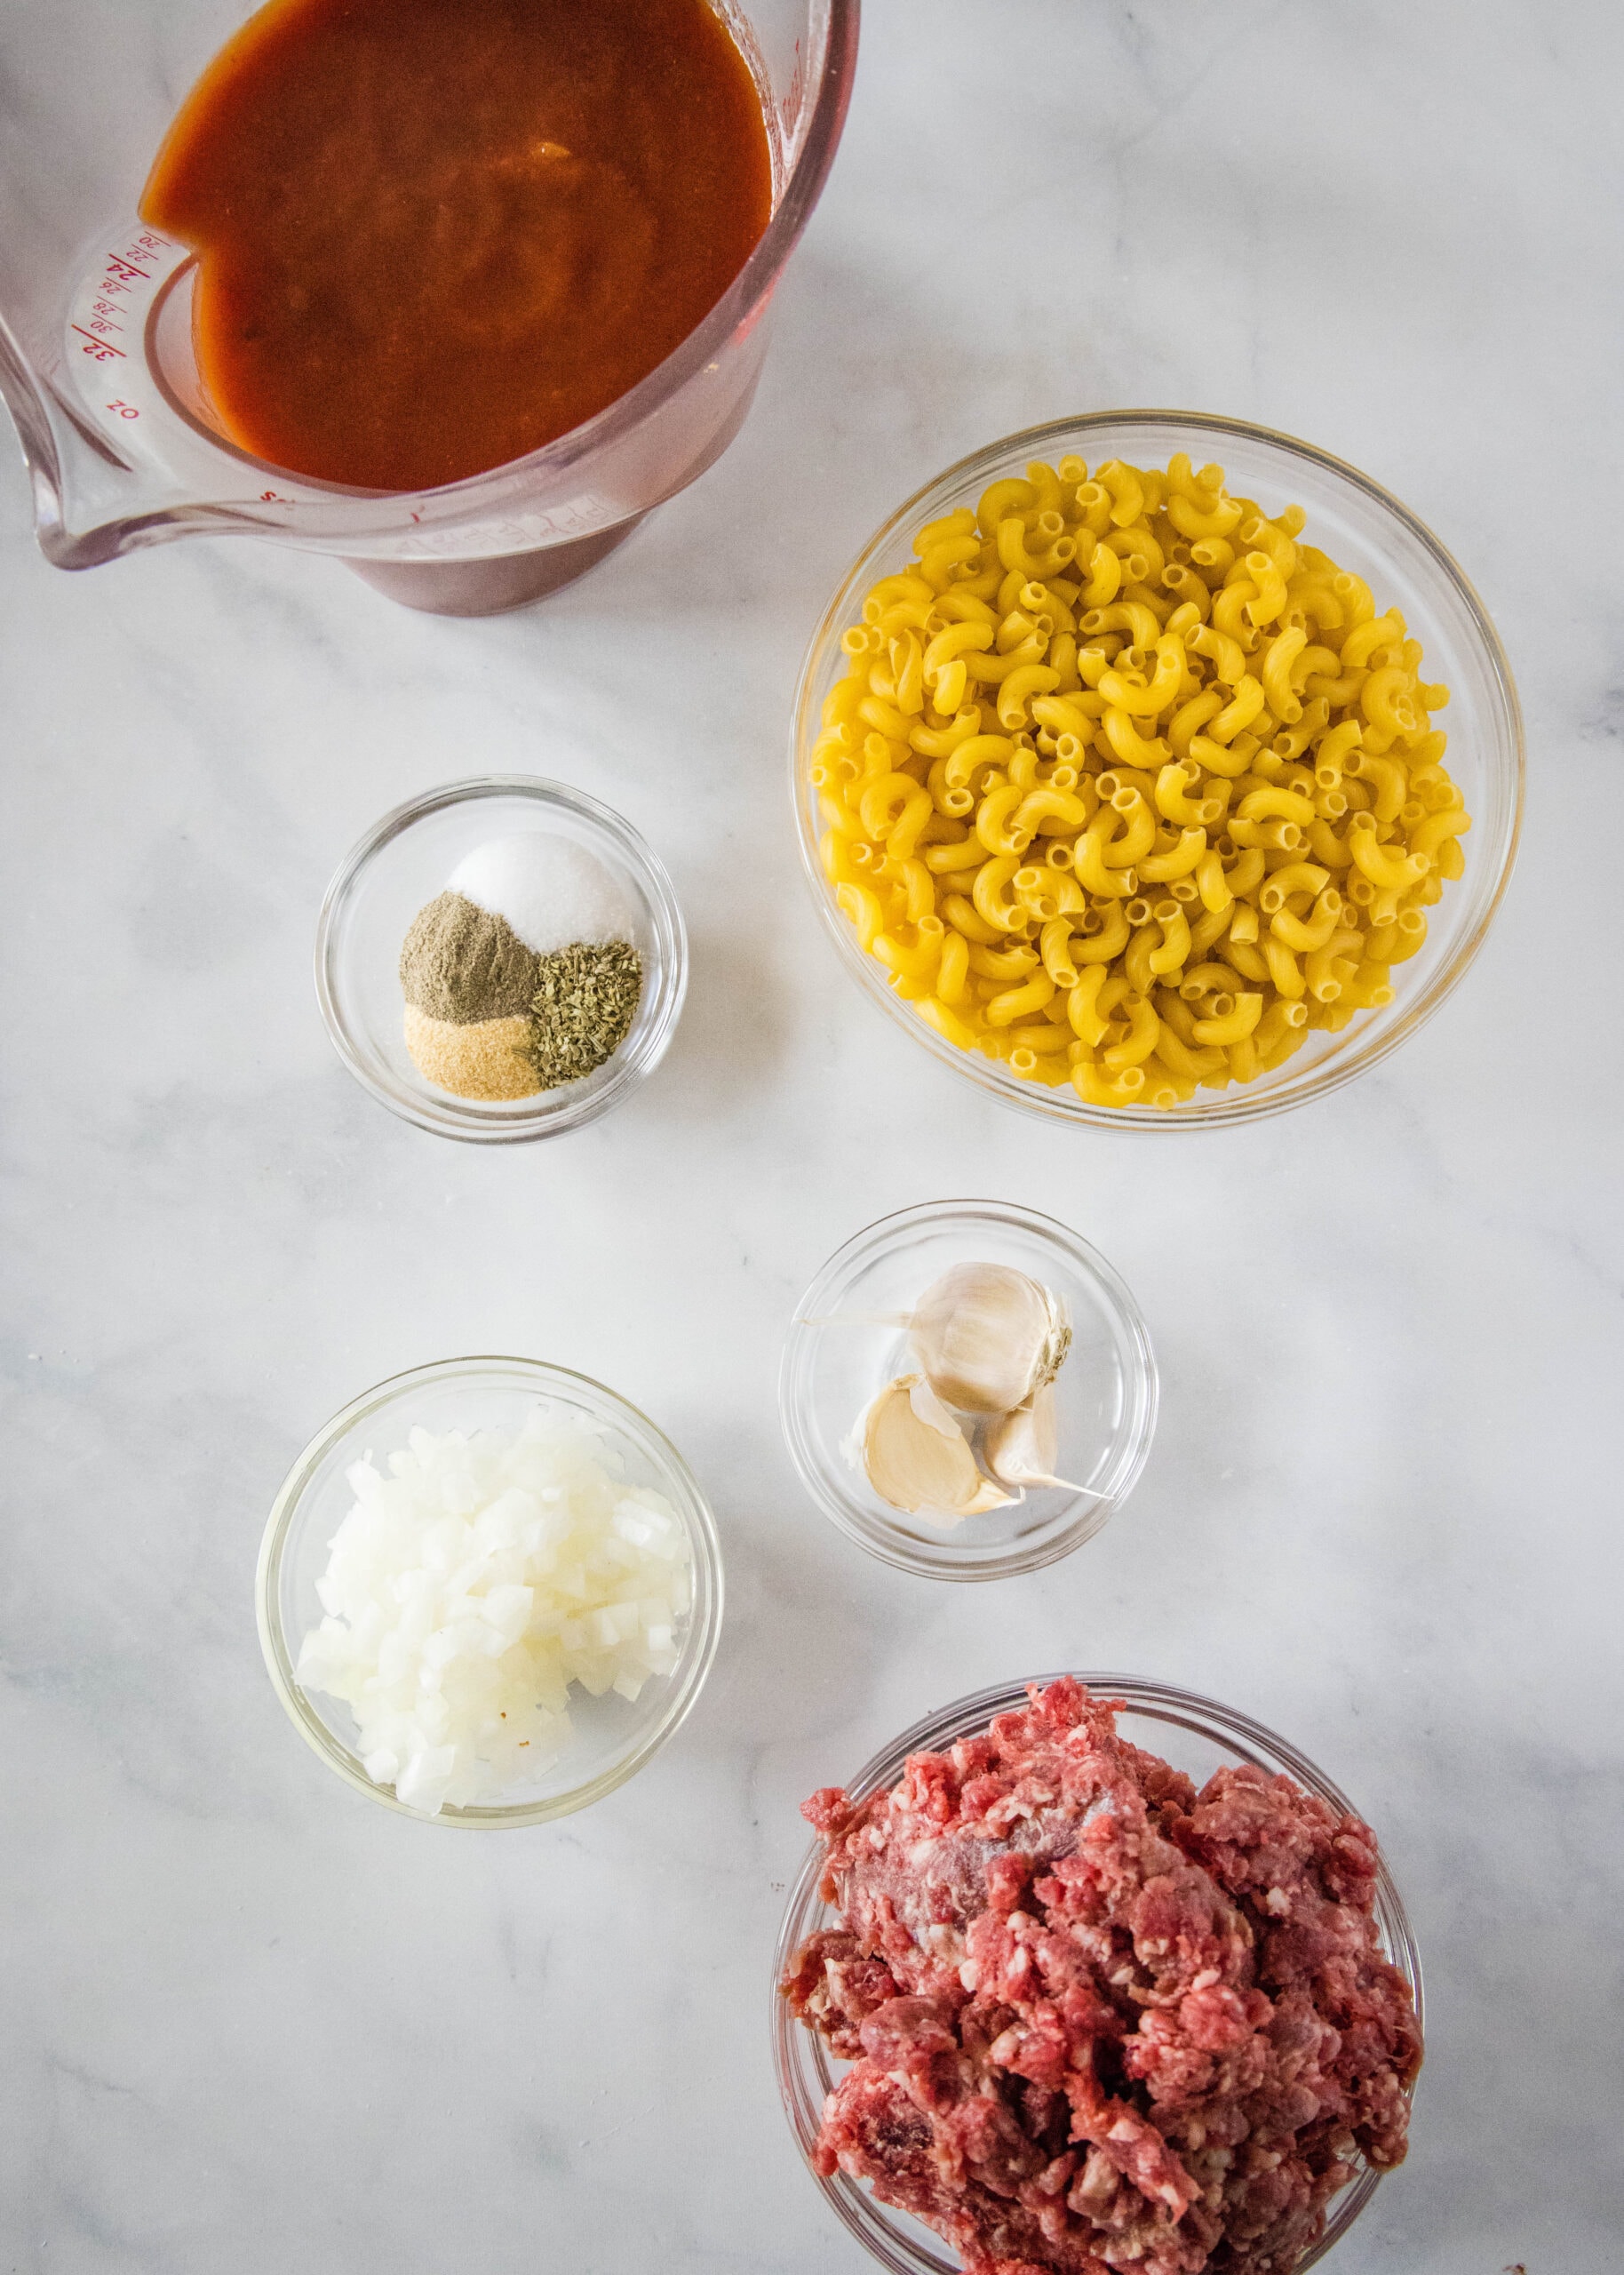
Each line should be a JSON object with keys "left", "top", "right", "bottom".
{"left": 779, "top": 1200, "right": 1158, "bottom": 1579}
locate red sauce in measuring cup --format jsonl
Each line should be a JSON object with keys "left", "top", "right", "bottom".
{"left": 140, "top": 0, "right": 773, "bottom": 491}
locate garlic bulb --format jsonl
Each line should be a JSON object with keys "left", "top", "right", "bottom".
{"left": 909, "top": 1263, "right": 1071, "bottom": 1415}
{"left": 849, "top": 1375, "right": 1015, "bottom": 1522}
{"left": 983, "top": 1385, "right": 1086, "bottom": 1493}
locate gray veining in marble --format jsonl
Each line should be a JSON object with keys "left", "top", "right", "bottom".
{"left": 2, "top": 3, "right": 1620, "bottom": 2271}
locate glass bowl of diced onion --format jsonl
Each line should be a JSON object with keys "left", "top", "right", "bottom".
{"left": 255, "top": 1356, "right": 723, "bottom": 1827}
{"left": 790, "top": 411, "right": 1524, "bottom": 1128}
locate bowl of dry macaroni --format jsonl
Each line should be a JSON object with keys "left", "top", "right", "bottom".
{"left": 792, "top": 412, "right": 1523, "bottom": 1127}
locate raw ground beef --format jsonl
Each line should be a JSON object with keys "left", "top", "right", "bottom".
{"left": 782, "top": 1680, "right": 1421, "bottom": 2275}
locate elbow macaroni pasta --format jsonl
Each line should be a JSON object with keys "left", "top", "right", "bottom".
{"left": 813, "top": 453, "right": 1471, "bottom": 1109}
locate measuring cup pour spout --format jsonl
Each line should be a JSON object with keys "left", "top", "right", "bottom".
{"left": 0, "top": 242, "right": 259, "bottom": 571}
{"left": 0, "top": 0, "right": 858, "bottom": 616}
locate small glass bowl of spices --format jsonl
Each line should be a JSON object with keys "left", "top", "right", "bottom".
{"left": 316, "top": 777, "right": 687, "bottom": 1141}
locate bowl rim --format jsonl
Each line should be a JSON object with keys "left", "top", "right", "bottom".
{"left": 778, "top": 1198, "right": 1158, "bottom": 1580}
{"left": 771, "top": 1669, "right": 1424, "bottom": 2275}
{"left": 790, "top": 406, "right": 1524, "bottom": 1131}
{"left": 314, "top": 773, "right": 689, "bottom": 1145}
{"left": 255, "top": 1353, "right": 725, "bottom": 1827}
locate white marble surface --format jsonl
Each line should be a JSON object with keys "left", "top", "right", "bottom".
{"left": 2, "top": 2, "right": 1620, "bottom": 2269}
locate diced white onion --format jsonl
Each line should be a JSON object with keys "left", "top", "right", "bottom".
{"left": 295, "top": 1402, "right": 692, "bottom": 1816}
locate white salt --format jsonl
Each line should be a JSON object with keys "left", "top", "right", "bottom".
{"left": 448, "top": 831, "right": 633, "bottom": 956}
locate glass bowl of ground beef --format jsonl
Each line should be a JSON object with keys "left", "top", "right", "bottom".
{"left": 773, "top": 1675, "right": 1422, "bottom": 2275}
{"left": 316, "top": 776, "right": 688, "bottom": 1143}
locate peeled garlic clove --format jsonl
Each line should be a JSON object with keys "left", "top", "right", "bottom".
{"left": 909, "top": 1262, "right": 1071, "bottom": 1415}
{"left": 983, "top": 1384, "right": 1087, "bottom": 1493}
{"left": 850, "top": 1375, "right": 1016, "bottom": 1522}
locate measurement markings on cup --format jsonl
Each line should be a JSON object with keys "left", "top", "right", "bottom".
{"left": 70, "top": 231, "right": 175, "bottom": 381}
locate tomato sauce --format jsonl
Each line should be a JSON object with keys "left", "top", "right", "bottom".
{"left": 140, "top": 0, "right": 774, "bottom": 491}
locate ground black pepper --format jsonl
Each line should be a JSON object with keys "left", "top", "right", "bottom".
{"left": 400, "top": 892, "right": 538, "bottom": 1023}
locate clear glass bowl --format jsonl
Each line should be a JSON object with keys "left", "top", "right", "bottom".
{"left": 315, "top": 775, "right": 687, "bottom": 1143}
{"left": 779, "top": 1201, "right": 1157, "bottom": 1580}
{"left": 772, "top": 1672, "right": 1424, "bottom": 2274}
{"left": 791, "top": 410, "right": 1524, "bottom": 1129}
{"left": 256, "top": 1357, "right": 724, "bottom": 1826}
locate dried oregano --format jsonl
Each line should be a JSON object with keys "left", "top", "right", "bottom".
{"left": 529, "top": 940, "right": 643, "bottom": 1088}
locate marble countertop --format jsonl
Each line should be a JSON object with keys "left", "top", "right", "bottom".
{"left": 2, "top": 2, "right": 1620, "bottom": 2269}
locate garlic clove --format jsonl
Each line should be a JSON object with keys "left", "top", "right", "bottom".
{"left": 849, "top": 1375, "right": 1016, "bottom": 1523}
{"left": 983, "top": 1385, "right": 1089, "bottom": 1494}
{"left": 908, "top": 1261, "right": 1071, "bottom": 1416}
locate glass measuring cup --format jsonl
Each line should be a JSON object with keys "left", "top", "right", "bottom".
{"left": 0, "top": 0, "right": 858, "bottom": 615}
